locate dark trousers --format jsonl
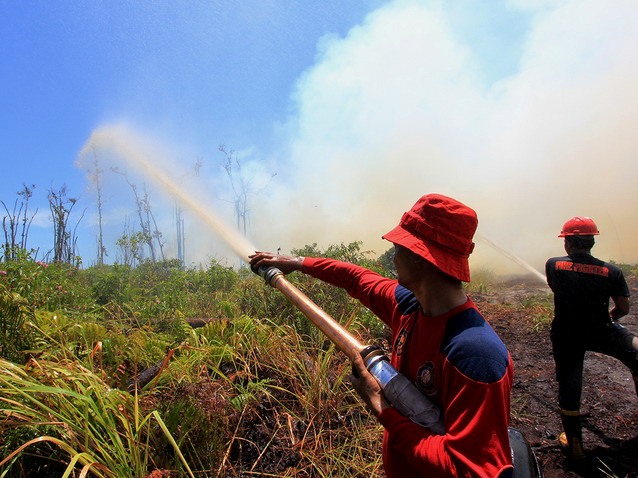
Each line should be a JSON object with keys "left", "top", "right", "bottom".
{"left": 551, "top": 322, "right": 638, "bottom": 411}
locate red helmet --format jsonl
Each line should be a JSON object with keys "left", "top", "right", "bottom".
{"left": 558, "top": 216, "right": 599, "bottom": 237}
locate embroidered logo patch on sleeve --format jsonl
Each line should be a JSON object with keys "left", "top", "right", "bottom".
{"left": 394, "top": 329, "right": 409, "bottom": 356}
{"left": 416, "top": 361, "right": 437, "bottom": 397}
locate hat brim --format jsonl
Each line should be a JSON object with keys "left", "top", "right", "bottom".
{"left": 383, "top": 224, "right": 471, "bottom": 282}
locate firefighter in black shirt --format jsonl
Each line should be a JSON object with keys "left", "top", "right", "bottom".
{"left": 546, "top": 216, "right": 638, "bottom": 464}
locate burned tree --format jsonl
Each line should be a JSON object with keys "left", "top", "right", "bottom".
{"left": 112, "top": 169, "right": 165, "bottom": 263}
{"left": 89, "top": 148, "right": 107, "bottom": 266}
{"left": 175, "top": 204, "right": 185, "bottom": 265}
{"left": 47, "top": 186, "right": 84, "bottom": 265}
{"left": 174, "top": 158, "right": 203, "bottom": 267}
{"left": 219, "top": 146, "right": 249, "bottom": 238}
{"left": 1, "top": 184, "right": 37, "bottom": 261}
{"left": 218, "top": 146, "right": 276, "bottom": 241}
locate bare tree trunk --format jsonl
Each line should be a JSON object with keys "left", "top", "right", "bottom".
{"left": 175, "top": 204, "right": 185, "bottom": 266}
{"left": 91, "top": 148, "right": 106, "bottom": 266}
{"left": 219, "top": 146, "right": 249, "bottom": 240}
{"left": 116, "top": 172, "right": 165, "bottom": 263}
{"left": 47, "top": 185, "right": 82, "bottom": 264}
{"left": 1, "top": 184, "right": 37, "bottom": 261}
{"left": 145, "top": 190, "right": 165, "bottom": 261}
{"left": 130, "top": 182, "right": 155, "bottom": 262}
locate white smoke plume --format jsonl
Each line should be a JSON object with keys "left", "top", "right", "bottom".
{"left": 250, "top": 0, "right": 638, "bottom": 276}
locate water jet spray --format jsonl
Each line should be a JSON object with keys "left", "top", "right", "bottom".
{"left": 477, "top": 234, "right": 547, "bottom": 284}
{"left": 80, "top": 124, "right": 256, "bottom": 263}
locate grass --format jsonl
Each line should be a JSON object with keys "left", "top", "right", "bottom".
{"left": 4, "top": 246, "right": 629, "bottom": 477}
{"left": 0, "top": 358, "right": 193, "bottom": 478}
{"left": 519, "top": 294, "right": 554, "bottom": 332}
{"left": 0, "top": 309, "right": 381, "bottom": 477}
{"left": 464, "top": 268, "right": 497, "bottom": 294}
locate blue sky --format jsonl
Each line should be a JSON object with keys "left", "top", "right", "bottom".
{"left": 2, "top": 1, "right": 637, "bottom": 273}
{"left": 1, "top": 1, "right": 387, "bottom": 262}
{"left": 1, "top": 2, "right": 378, "bottom": 194}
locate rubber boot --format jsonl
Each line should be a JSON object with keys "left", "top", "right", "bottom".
{"left": 560, "top": 409, "right": 586, "bottom": 466}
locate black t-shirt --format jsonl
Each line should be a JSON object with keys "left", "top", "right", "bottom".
{"left": 545, "top": 252, "right": 630, "bottom": 337}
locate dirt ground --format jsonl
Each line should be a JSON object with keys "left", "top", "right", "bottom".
{"left": 477, "top": 275, "right": 638, "bottom": 478}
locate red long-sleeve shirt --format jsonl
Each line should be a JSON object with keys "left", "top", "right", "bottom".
{"left": 302, "top": 257, "right": 514, "bottom": 478}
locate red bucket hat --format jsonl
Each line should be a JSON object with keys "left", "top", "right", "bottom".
{"left": 382, "top": 194, "right": 478, "bottom": 282}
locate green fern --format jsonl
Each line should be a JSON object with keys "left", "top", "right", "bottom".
{"left": 0, "top": 284, "right": 34, "bottom": 363}
{"left": 230, "top": 378, "right": 274, "bottom": 410}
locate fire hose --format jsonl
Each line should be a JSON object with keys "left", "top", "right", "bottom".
{"left": 253, "top": 265, "right": 445, "bottom": 435}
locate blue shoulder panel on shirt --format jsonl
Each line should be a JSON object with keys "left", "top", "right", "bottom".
{"left": 394, "top": 285, "right": 420, "bottom": 314}
{"left": 442, "top": 308, "right": 509, "bottom": 383}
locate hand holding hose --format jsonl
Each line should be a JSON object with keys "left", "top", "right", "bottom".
{"left": 349, "top": 352, "right": 390, "bottom": 417}
{"left": 249, "top": 251, "right": 304, "bottom": 275}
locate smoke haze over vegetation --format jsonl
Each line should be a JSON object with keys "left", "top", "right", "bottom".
{"left": 3, "top": 1, "right": 638, "bottom": 275}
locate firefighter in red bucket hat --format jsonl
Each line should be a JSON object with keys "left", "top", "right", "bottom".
{"left": 250, "top": 194, "right": 519, "bottom": 477}
{"left": 546, "top": 216, "right": 638, "bottom": 466}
